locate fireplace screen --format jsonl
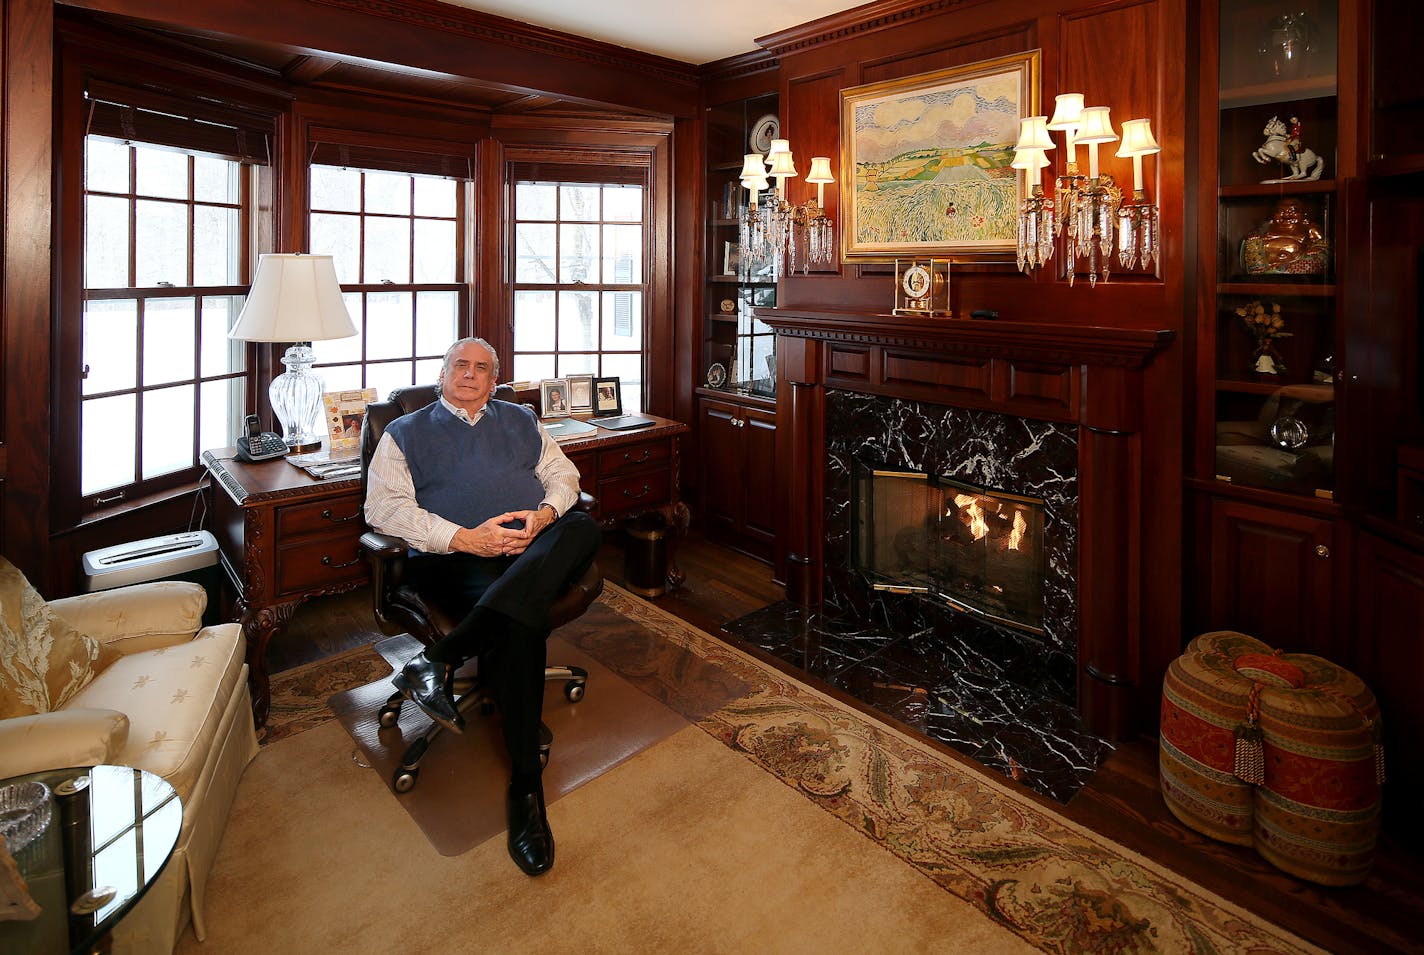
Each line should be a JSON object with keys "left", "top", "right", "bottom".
{"left": 853, "top": 466, "right": 1046, "bottom": 633}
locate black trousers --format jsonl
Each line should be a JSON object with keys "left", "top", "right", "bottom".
{"left": 407, "top": 511, "right": 600, "bottom": 775}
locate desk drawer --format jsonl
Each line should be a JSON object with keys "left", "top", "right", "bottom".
{"left": 597, "top": 470, "right": 671, "bottom": 516}
{"left": 276, "top": 496, "right": 365, "bottom": 538}
{"left": 597, "top": 440, "right": 669, "bottom": 478}
{"left": 275, "top": 532, "right": 366, "bottom": 594}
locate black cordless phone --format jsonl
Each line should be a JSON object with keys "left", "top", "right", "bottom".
{"left": 235, "top": 414, "right": 287, "bottom": 462}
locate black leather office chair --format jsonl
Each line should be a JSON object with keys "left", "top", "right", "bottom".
{"left": 357, "top": 383, "right": 603, "bottom": 792}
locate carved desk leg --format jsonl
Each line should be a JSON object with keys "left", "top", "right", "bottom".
{"left": 663, "top": 500, "right": 691, "bottom": 589}
{"left": 239, "top": 598, "right": 299, "bottom": 733}
{"left": 662, "top": 436, "right": 689, "bottom": 588}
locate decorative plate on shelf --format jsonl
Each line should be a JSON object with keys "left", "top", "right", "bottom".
{"left": 706, "top": 363, "right": 727, "bottom": 388}
{"left": 750, "top": 114, "right": 780, "bottom": 154}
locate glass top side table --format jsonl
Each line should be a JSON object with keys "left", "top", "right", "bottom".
{"left": 0, "top": 765, "right": 181, "bottom": 955}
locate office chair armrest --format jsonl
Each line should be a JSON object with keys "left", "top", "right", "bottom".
{"left": 575, "top": 491, "right": 597, "bottom": 513}
{"left": 360, "top": 530, "right": 412, "bottom": 636}
{"left": 359, "top": 531, "right": 407, "bottom": 559}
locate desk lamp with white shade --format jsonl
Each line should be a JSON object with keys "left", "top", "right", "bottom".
{"left": 228, "top": 253, "right": 356, "bottom": 453}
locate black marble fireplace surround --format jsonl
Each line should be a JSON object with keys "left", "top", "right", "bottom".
{"left": 724, "top": 391, "right": 1114, "bottom": 801}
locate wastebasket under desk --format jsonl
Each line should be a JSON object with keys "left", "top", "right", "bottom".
{"left": 622, "top": 514, "right": 669, "bottom": 598}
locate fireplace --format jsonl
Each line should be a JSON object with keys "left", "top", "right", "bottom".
{"left": 758, "top": 305, "right": 1175, "bottom": 740}
{"left": 853, "top": 466, "right": 1046, "bottom": 634}
{"left": 825, "top": 392, "right": 1079, "bottom": 709}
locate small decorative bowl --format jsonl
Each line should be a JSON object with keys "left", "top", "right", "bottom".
{"left": 0, "top": 781, "right": 53, "bottom": 854}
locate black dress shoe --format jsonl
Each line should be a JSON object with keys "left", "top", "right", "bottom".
{"left": 507, "top": 781, "right": 554, "bottom": 876}
{"left": 391, "top": 651, "right": 464, "bottom": 733}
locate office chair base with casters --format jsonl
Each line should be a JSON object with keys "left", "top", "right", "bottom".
{"left": 377, "top": 665, "right": 589, "bottom": 793}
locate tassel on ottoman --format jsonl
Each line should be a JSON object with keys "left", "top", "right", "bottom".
{"left": 1160, "top": 631, "right": 1384, "bottom": 886}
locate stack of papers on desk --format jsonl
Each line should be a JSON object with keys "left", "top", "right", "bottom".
{"left": 541, "top": 418, "right": 597, "bottom": 441}
{"left": 288, "top": 449, "right": 362, "bottom": 480}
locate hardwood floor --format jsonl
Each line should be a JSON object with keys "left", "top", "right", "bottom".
{"left": 271, "top": 531, "right": 1424, "bottom": 954}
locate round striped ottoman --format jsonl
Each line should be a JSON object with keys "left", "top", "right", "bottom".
{"left": 1159, "top": 631, "right": 1384, "bottom": 886}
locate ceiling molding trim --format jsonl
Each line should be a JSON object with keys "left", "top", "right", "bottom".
{"left": 755, "top": 0, "right": 989, "bottom": 58}
{"left": 309, "top": 0, "right": 700, "bottom": 89}
{"left": 697, "top": 47, "right": 779, "bottom": 84}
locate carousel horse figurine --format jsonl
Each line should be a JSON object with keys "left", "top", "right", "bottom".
{"left": 1251, "top": 115, "right": 1325, "bottom": 182}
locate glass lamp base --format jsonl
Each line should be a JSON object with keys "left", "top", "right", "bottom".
{"left": 270, "top": 343, "right": 326, "bottom": 452}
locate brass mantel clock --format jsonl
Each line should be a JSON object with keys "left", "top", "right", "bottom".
{"left": 892, "top": 259, "right": 952, "bottom": 317}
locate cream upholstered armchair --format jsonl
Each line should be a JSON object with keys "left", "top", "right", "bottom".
{"left": 0, "top": 556, "right": 258, "bottom": 955}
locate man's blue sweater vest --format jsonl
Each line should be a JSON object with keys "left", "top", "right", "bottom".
{"left": 385, "top": 399, "right": 547, "bottom": 529}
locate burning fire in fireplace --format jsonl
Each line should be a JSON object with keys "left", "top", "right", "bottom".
{"left": 854, "top": 466, "right": 1046, "bottom": 633}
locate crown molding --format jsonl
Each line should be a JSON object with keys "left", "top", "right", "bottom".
{"left": 309, "top": 0, "right": 699, "bottom": 88}
{"left": 755, "top": 0, "right": 989, "bottom": 59}
{"left": 698, "top": 47, "right": 779, "bottom": 85}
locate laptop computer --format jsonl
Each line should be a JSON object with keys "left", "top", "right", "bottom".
{"left": 593, "top": 414, "right": 656, "bottom": 431}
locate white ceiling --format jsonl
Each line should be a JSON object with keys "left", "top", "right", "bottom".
{"left": 433, "top": 0, "right": 866, "bottom": 65}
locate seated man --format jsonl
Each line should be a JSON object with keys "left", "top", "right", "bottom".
{"left": 364, "top": 336, "right": 600, "bottom": 876}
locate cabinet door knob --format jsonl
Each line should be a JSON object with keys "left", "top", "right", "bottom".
{"left": 1315, "top": 545, "right": 1330, "bottom": 559}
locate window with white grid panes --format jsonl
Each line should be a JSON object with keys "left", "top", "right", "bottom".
{"left": 511, "top": 181, "right": 645, "bottom": 411}
{"left": 79, "top": 136, "right": 249, "bottom": 508}
{"left": 308, "top": 164, "right": 465, "bottom": 400}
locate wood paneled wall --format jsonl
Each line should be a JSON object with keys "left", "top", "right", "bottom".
{"left": 718, "top": 0, "right": 1191, "bottom": 731}
{"left": 763, "top": 0, "right": 1186, "bottom": 325}
{"left": 2, "top": 0, "right": 56, "bottom": 585}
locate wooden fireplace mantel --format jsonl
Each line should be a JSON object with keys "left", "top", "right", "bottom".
{"left": 758, "top": 306, "right": 1173, "bottom": 368}
{"left": 758, "top": 305, "right": 1175, "bottom": 740}
{"left": 759, "top": 306, "right": 1174, "bottom": 434}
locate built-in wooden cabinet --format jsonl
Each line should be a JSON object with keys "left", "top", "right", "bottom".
{"left": 1191, "top": 0, "right": 1351, "bottom": 645}
{"left": 698, "top": 84, "right": 781, "bottom": 565}
{"left": 1192, "top": 0, "right": 1424, "bottom": 848}
{"left": 703, "top": 92, "right": 779, "bottom": 398}
{"left": 1207, "top": 497, "right": 1337, "bottom": 655}
{"left": 697, "top": 391, "right": 777, "bottom": 561}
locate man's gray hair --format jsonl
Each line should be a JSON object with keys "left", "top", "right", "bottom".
{"left": 442, "top": 337, "right": 499, "bottom": 378}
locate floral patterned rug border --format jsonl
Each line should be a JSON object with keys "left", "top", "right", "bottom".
{"left": 262, "top": 585, "right": 1319, "bottom": 953}
{"left": 264, "top": 643, "right": 390, "bottom": 745}
{"left": 598, "top": 584, "right": 1321, "bottom": 955}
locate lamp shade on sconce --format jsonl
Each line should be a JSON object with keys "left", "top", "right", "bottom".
{"left": 767, "top": 149, "right": 798, "bottom": 179}
{"left": 1011, "top": 147, "right": 1053, "bottom": 171}
{"left": 1015, "top": 116, "right": 1056, "bottom": 151}
{"left": 1074, "top": 107, "right": 1119, "bottom": 145}
{"left": 228, "top": 253, "right": 355, "bottom": 344}
{"left": 805, "top": 157, "right": 835, "bottom": 184}
{"left": 1116, "top": 119, "right": 1161, "bottom": 157}
{"left": 740, "top": 153, "right": 767, "bottom": 180}
{"left": 1047, "top": 93, "right": 1085, "bottom": 131}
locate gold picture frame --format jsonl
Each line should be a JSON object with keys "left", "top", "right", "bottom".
{"left": 839, "top": 50, "right": 1040, "bottom": 261}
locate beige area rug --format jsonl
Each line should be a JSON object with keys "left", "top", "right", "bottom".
{"left": 327, "top": 616, "right": 749, "bottom": 855}
{"left": 188, "top": 583, "right": 1321, "bottom": 954}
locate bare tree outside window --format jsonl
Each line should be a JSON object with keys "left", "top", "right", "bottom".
{"left": 511, "top": 180, "right": 645, "bottom": 411}
{"left": 308, "top": 164, "right": 465, "bottom": 398}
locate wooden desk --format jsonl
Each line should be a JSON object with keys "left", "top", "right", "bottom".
{"left": 202, "top": 449, "right": 368, "bottom": 729}
{"left": 557, "top": 415, "right": 691, "bottom": 584}
{"left": 202, "top": 414, "right": 688, "bottom": 730}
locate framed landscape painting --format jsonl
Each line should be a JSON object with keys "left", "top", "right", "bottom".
{"left": 839, "top": 51, "right": 1040, "bottom": 261}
